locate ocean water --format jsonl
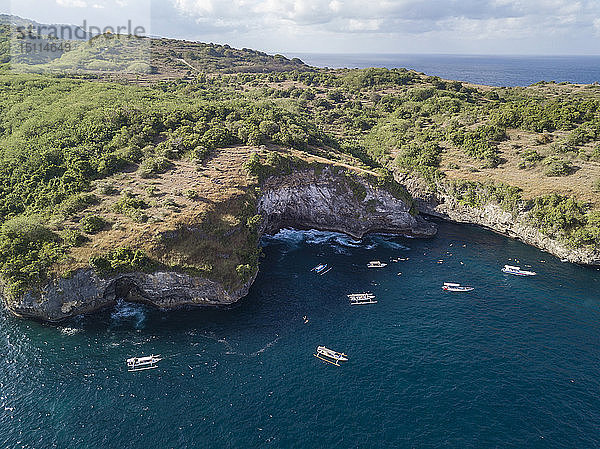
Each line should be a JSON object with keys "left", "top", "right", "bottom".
{"left": 1, "top": 221, "right": 600, "bottom": 448}
{"left": 287, "top": 53, "right": 600, "bottom": 87}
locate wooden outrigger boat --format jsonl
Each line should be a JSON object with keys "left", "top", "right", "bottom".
{"left": 367, "top": 261, "right": 387, "bottom": 268}
{"left": 314, "top": 346, "right": 348, "bottom": 366}
{"left": 502, "top": 265, "right": 536, "bottom": 276}
{"left": 442, "top": 282, "right": 474, "bottom": 292}
{"left": 348, "top": 293, "right": 377, "bottom": 305}
{"left": 127, "top": 355, "right": 162, "bottom": 372}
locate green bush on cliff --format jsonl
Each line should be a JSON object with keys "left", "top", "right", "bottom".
{"left": 529, "top": 194, "right": 586, "bottom": 237}
{"left": 450, "top": 180, "right": 523, "bottom": 212}
{"left": 235, "top": 263, "right": 254, "bottom": 282}
{"left": 112, "top": 192, "right": 149, "bottom": 223}
{"left": 89, "top": 247, "right": 155, "bottom": 276}
{"left": 0, "top": 217, "right": 64, "bottom": 296}
{"left": 80, "top": 214, "right": 109, "bottom": 234}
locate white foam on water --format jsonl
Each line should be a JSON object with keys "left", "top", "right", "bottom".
{"left": 370, "top": 235, "right": 410, "bottom": 250}
{"left": 250, "top": 337, "right": 281, "bottom": 357}
{"left": 110, "top": 301, "right": 147, "bottom": 329}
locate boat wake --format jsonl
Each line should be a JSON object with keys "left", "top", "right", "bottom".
{"left": 369, "top": 235, "right": 410, "bottom": 250}
{"left": 249, "top": 337, "right": 281, "bottom": 357}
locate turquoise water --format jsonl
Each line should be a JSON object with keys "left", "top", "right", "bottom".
{"left": 1, "top": 221, "right": 600, "bottom": 448}
{"left": 287, "top": 53, "right": 600, "bottom": 87}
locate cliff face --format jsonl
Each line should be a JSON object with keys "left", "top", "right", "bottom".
{"left": 4, "top": 168, "right": 434, "bottom": 321}
{"left": 7, "top": 269, "right": 256, "bottom": 322}
{"left": 398, "top": 174, "right": 600, "bottom": 266}
{"left": 258, "top": 169, "right": 436, "bottom": 239}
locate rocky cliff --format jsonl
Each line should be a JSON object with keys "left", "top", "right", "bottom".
{"left": 4, "top": 167, "right": 435, "bottom": 321}
{"left": 398, "top": 174, "right": 600, "bottom": 266}
{"left": 258, "top": 168, "right": 436, "bottom": 239}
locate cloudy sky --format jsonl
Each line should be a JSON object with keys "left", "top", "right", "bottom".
{"left": 4, "top": 0, "right": 600, "bottom": 55}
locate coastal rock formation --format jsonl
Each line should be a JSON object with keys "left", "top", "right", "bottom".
{"left": 8, "top": 269, "right": 256, "bottom": 322}
{"left": 258, "top": 168, "right": 437, "bottom": 239}
{"left": 4, "top": 167, "right": 434, "bottom": 322}
{"left": 399, "top": 174, "right": 600, "bottom": 266}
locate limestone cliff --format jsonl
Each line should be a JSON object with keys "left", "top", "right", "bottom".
{"left": 258, "top": 168, "right": 436, "bottom": 239}
{"left": 4, "top": 167, "right": 434, "bottom": 321}
{"left": 398, "top": 173, "right": 600, "bottom": 266}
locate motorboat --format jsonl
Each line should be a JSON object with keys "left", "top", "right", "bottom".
{"left": 312, "top": 263, "right": 331, "bottom": 275}
{"left": 314, "top": 346, "right": 348, "bottom": 366}
{"left": 442, "top": 282, "right": 474, "bottom": 292}
{"left": 127, "top": 355, "right": 162, "bottom": 372}
{"left": 367, "top": 261, "right": 387, "bottom": 268}
{"left": 312, "top": 263, "right": 327, "bottom": 273}
{"left": 348, "top": 293, "right": 377, "bottom": 305}
{"left": 502, "top": 265, "right": 536, "bottom": 276}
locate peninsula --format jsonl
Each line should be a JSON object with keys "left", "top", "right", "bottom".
{"left": 0, "top": 16, "right": 598, "bottom": 321}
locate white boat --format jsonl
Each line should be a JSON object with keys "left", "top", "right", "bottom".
{"left": 311, "top": 263, "right": 327, "bottom": 273}
{"left": 367, "top": 261, "right": 387, "bottom": 268}
{"left": 502, "top": 265, "right": 536, "bottom": 276}
{"left": 127, "top": 355, "right": 162, "bottom": 372}
{"left": 348, "top": 293, "right": 377, "bottom": 305}
{"left": 314, "top": 346, "right": 348, "bottom": 366}
{"left": 312, "top": 263, "right": 331, "bottom": 275}
{"left": 442, "top": 282, "right": 474, "bottom": 292}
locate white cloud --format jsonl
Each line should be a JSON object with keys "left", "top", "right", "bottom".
{"left": 163, "top": 0, "right": 600, "bottom": 53}
{"left": 56, "top": 0, "right": 88, "bottom": 7}
{"left": 171, "top": 0, "right": 600, "bottom": 34}
{"left": 348, "top": 18, "right": 381, "bottom": 31}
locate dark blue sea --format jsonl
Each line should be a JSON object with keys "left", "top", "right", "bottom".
{"left": 1, "top": 221, "right": 600, "bottom": 448}
{"left": 287, "top": 53, "right": 600, "bottom": 87}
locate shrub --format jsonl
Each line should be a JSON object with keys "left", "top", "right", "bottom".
{"left": 79, "top": 214, "right": 108, "bottom": 234}
{"left": 60, "top": 229, "right": 88, "bottom": 247}
{"left": 183, "top": 189, "right": 201, "bottom": 200}
{"left": 0, "top": 217, "right": 64, "bottom": 296}
{"left": 60, "top": 193, "right": 99, "bottom": 216}
{"left": 138, "top": 156, "right": 172, "bottom": 178}
{"left": 522, "top": 149, "right": 544, "bottom": 163}
{"left": 89, "top": 247, "right": 155, "bottom": 276}
{"left": 113, "top": 192, "right": 149, "bottom": 223}
{"left": 544, "top": 156, "right": 575, "bottom": 177}
{"left": 99, "top": 183, "right": 119, "bottom": 195}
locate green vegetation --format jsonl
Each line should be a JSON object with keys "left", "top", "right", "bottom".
{"left": 529, "top": 195, "right": 600, "bottom": 247}
{"left": 0, "top": 26, "right": 598, "bottom": 299}
{"left": 544, "top": 156, "right": 575, "bottom": 177}
{"left": 450, "top": 181, "right": 600, "bottom": 248}
{"left": 0, "top": 217, "right": 64, "bottom": 296}
{"left": 79, "top": 214, "right": 108, "bottom": 234}
{"left": 89, "top": 247, "right": 155, "bottom": 276}
{"left": 112, "top": 192, "right": 149, "bottom": 223}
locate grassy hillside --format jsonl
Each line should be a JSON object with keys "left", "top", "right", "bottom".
{"left": 0, "top": 27, "right": 598, "bottom": 298}
{"left": 0, "top": 19, "right": 308, "bottom": 79}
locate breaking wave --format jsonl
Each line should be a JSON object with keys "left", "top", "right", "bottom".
{"left": 110, "top": 301, "right": 147, "bottom": 329}
{"left": 263, "top": 228, "right": 409, "bottom": 252}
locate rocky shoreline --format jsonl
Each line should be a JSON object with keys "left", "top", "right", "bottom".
{"left": 3, "top": 168, "right": 437, "bottom": 322}
{"left": 4, "top": 166, "right": 599, "bottom": 322}
{"left": 398, "top": 173, "right": 600, "bottom": 266}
